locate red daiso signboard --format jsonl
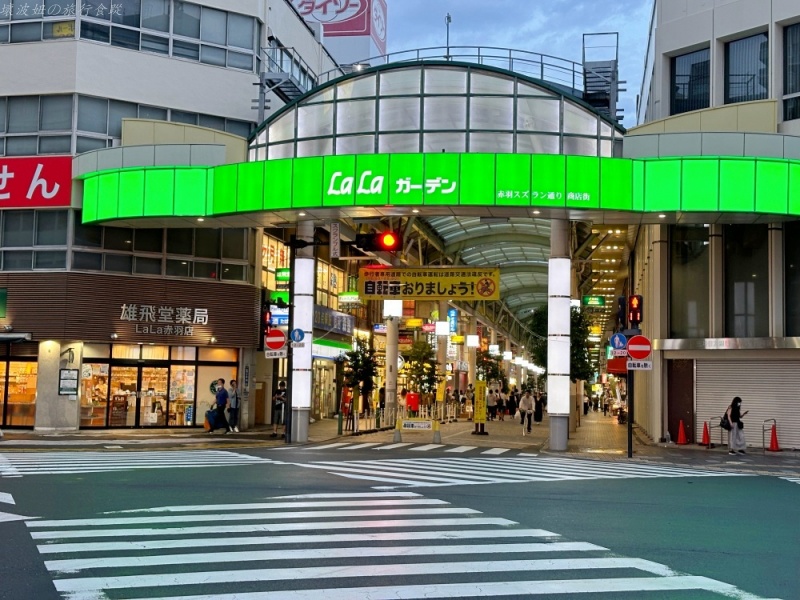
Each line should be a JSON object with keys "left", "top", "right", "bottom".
{"left": 0, "top": 156, "right": 72, "bottom": 208}
{"left": 293, "top": 0, "right": 387, "bottom": 62}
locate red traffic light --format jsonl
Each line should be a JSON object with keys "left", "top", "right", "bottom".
{"left": 377, "top": 231, "right": 400, "bottom": 251}
{"left": 355, "top": 230, "right": 402, "bottom": 252}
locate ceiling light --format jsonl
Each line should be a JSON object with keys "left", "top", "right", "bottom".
{"left": 533, "top": 210, "right": 541, "bottom": 215}
{"left": 412, "top": 209, "right": 420, "bottom": 214}
{"left": 197, "top": 218, "right": 204, "bottom": 222}
{"left": 298, "top": 212, "right": 306, "bottom": 217}
{"left": 659, "top": 214, "right": 666, "bottom": 219}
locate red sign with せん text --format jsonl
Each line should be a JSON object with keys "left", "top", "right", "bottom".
{"left": 0, "top": 156, "right": 73, "bottom": 208}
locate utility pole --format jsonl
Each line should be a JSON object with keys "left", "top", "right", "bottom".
{"left": 445, "top": 13, "right": 452, "bottom": 60}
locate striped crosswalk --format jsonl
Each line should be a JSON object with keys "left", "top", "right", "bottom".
{"left": 297, "top": 455, "right": 747, "bottom": 488}
{"left": 310, "top": 441, "right": 513, "bottom": 454}
{"left": 0, "top": 450, "right": 274, "bottom": 478}
{"left": 779, "top": 476, "right": 800, "bottom": 485}
{"left": 28, "top": 491, "right": 770, "bottom": 599}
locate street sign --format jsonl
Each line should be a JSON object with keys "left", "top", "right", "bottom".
{"left": 610, "top": 332, "right": 627, "bottom": 350}
{"left": 330, "top": 222, "right": 340, "bottom": 259}
{"left": 627, "top": 335, "right": 652, "bottom": 360}
{"left": 265, "top": 329, "right": 287, "bottom": 351}
{"left": 264, "top": 349, "right": 288, "bottom": 359}
{"left": 290, "top": 328, "right": 305, "bottom": 343}
{"left": 291, "top": 342, "right": 306, "bottom": 348}
{"left": 582, "top": 295, "right": 605, "bottom": 307}
{"left": 611, "top": 349, "right": 628, "bottom": 357}
{"left": 627, "top": 360, "right": 653, "bottom": 370}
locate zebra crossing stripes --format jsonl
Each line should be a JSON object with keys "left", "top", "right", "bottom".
{"left": 306, "top": 441, "right": 523, "bottom": 454}
{"left": 29, "top": 491, "right": 771, "bottom": 600}
{"left": 297, "top": 455, "right": 749, "bottom": 488}
{"left": 779, "top": 476, "right": 800, "bottom": 485}
{"left": 0, "top": 450, "right": 273, "bottom": 477}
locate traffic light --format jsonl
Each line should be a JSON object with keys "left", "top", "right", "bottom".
{"left": 616, "top": 296, "right": 627, "bottom": 331}
{"left": 258, "top": 289, "right": 271, "bottom": 351}
{"left": 354, "top": 230, "right": 402, "bottom": 252}
{"left": 628, "top": 294, "right": 643, "bottom": 327}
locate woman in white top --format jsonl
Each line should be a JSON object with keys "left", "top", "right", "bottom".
{"left": 518, "top": 390, "right": 534, "bottom": 434}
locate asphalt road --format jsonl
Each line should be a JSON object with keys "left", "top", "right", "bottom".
{"left": 1, "top": 446, "right": 798, "bottom": 599}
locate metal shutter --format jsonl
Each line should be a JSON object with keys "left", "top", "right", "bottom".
{"left": 696, "top": 360, "right": 800, "bottom": 450}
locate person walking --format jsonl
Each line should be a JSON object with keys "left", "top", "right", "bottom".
{"left": 496, "top": 388, "right": 505, "bottom": 421}
{"left": 533, "top": 391, "right": 545, "bottom": 425}
{"left": 726, "top": 396, "right": 749, "bottom": 455}
{"left": 209, "top": 378, "right": 231, "bottom": 434}
{"left": 271, "top": 381, "right": 286, "bottom": 438}
{"left": 506, "top": 390, "right": 517, "bottom": 420}
{"left": 487, "top": 388, "right": 497, "bottom": 421}
{"left": 227, "top": 379, "right": 241, "bottom": 432}
{"left": 518, "top": 389, "right": 533, "bottom": 434}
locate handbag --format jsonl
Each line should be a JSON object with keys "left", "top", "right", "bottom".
{"left": 720, "top": 412, "right": 732, "bottom": 431}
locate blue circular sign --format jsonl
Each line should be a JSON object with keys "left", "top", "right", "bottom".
{"left": 290, "top": 329, "right": 305, "bottom": 343}
{"left": 610, "top": 333, "right": 627, "bottom": 350}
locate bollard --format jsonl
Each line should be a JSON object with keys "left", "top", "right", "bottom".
{"left": 337, "top": 411, "right": 343, "bottom": 435}
{"left": 393, "top": 417, "right": 402, "bottom": 442}
{"left": 376, "top": 409, "right": 381, "bottom": 429}
{"left": 433, "top": 419, "right": 441, "bottom": 444}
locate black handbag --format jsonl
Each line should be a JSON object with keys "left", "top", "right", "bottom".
{"left": 720, "top": 413, "right": 732, "bottom": 431}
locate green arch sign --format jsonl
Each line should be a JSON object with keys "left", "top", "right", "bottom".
{"left": 79, "top": 153, "right": 800, "bottom": 225}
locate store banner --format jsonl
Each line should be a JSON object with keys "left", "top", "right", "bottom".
{"left": 0, "top": 156, "right": 72, "bottom": 208}
{"left": 359, "top": 267, "right": 500, "bottom": 301}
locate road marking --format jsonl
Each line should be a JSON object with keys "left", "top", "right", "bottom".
{"left": 0, "top": 491, "right": 14, "bottom": 505}
{"left": 309, "top": 443, "right": 350, "bottom": 450}
{"left": 481, "top": 448, "right": 510, "bottom": 455}
{"left": 444, "top": 446, "right": 476, "bottom": 453}
{"left": 410, "top": 444, "right": 445, "bottom": 451}
{"left": 375, "top": 443, "right": 413, "bottom": 450}
{"left": 339, "top": 442, "right": 381, "bottom": 450}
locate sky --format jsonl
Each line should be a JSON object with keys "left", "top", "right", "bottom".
{"left": 385, "top": 0, "right": 654, "bottom": 128}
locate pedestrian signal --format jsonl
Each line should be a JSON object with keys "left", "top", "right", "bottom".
{"left": 628, "top": 295, "right": 643, "bottom": 326}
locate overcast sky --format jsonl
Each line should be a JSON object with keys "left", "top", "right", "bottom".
{"left": 385, "top": 0, "right": 653, "bottom": 128}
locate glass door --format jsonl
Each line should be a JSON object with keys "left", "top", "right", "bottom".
{"left": 109, "top": 365, "right": 138, "bottom": 427}
{"left": 80, "top": 364, "right": 110, "bottom": 427}
{"left": 140, "top": 367, "right": 169, "bottom": 427}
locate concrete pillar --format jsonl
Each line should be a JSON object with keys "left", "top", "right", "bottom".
{"left": 437, "top": 300, "right": 449, "bottom": 416}
{"left": 467, "top": 316, "right": 477, "bottom": 387}
{"left": 548, "top": 219, "right": 571, "bottom": 451}
{"left": 709, "top": 224, "right": 724, "bottom": 338}
{"left": 290, "top": 220, "right": 315, "bottom": 443}
{"left": 34, "top": 340, "right": 82, "bottom": 431}
{"left": 504, "top": 338, "right": 512, "bottom": 387}
{"left": 769, "top": 223, "right": 784, "bottom": 338}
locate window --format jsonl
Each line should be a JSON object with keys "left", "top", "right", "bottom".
{"left": 671, "top": 48, "right": 710, "bottom": 115}
{"left": 724, "top": 225, "right": 768, "bottom": 337}
{"left": 34, "top": 250, "right": 66, "bottom": 269}
{"left": 167, "top": 229, "right": 193, "bottom": 254}
{"left": 73, "top": 251, "right": 102, "bottom": 270}
{"left": 78, "top": 96, "right": 109, "bottom": 134}
{"left": 222, "top": 228, "right": 246, "bottom": 259}
{"left": 2, "top": 211, "right": 34, "bottom": 247}
{"left": 74, "top": 216, "right": 102, "bottom": 247}
{"left": 113, "top": 0, "right": 142, "bottom": 27}
{"left": 40, "top": 95, "right": 73, "bottom": 131}
{"left": 35, "top": 210, "right": 68, "bottom": 245}
{"left": 725, "top": 33, "right": 768, "bottom": 104}
{"left": 785, "top": 221, "right": 800, "bottom": 335}
{"left": 103, "top": 227, "right": 133, "bottom": 250}
{"left": 141, "top": 0, "right": 169, "bottom": 32}
{"left": 174, "top": 1, "right": 200, "bottom": 38}
{"left": 133, "top": 228, "right": 163, "bottom": 253}
{"left": 7, "top": 96, "right": 39, "bottom": 133}
{"left": 670, "top": 225, "right": 709, "bottom": 338}
{"left": 105, "top": 253, "right": 133, "bottom": 273}
{"left": 195, "top": 228, "right": 220, "bottom": 258}
{"left": 784, "top": 23, "right": 800, "bottom": 121}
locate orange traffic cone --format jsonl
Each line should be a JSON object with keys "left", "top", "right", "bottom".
{"left": 700, "top": 421, "right": 710, "bottom": 447}
{"left": 676, "top": 420, "right": 688, "bottom": 445}
{"left": 767, "top": 423, "right": 781, "bottom": 452}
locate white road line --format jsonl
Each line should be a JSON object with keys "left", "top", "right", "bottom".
{"left": 409, "top": 444, "right": 445, "bottom": 451}
{"left": 269, "top": 492, "right": 420, "bottom": 500}
{"left": 309, "top": 443, "right": 351, "bottom": 450}
{"left": 481, "top": 448, "right": 510, "bottom": 455}
{"left": 0, "top": 455, "right": 21, "bottom": 477}
{"left": 44, "top": 541, "right": 607, "bottom": 572}
{"left": 28, "top": 506, "right": 479, "bottom": 528}
{"left": 142, "top": 576, "right": 775, "bottom": 600}
{"left": 300, "top": 462, "right": 497, "bottom": 485}
{"left": 51, "top": 557, "right": 680, "bottom": 594}
{"left": 105, "top": 498, "right": 447, "bottom": 514}
{"left": 0, "top": 491, "right": 14, "bottom": 505}
{"left": 375, "top": 443, "right": 413, "bottom": 450}
{"left": 28, "top": 517, "right": 516, "bottom": 540}
{"left": 340, "top": 443, "right": 382, "bottom": 450}
{"left": 444, "top": 446, "right": 476, "bottom": 453}
{"left": 36, "top": 528, "right": 559, "bottom": 554}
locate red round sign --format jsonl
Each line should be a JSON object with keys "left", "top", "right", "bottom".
{"left": 265, "top": 329, "right": 287, "bottom": 351}
{"left": 627, "top": 335, "right": 652, "bottom": 360}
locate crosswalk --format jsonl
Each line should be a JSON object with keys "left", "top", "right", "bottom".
{"left": 309, "top": 441, "right": 516, "bottom": 454}
{"left": 779, "top": 476, "right": 800, "bottom": 485}
{"left": 0, "top": 450, "right": 275, "bottom": 478}
{"left": 27, "top": 491, "right": 770, "bottom": 599}
{"left": 296, "top": 455, "right": 747, "bottom": 488}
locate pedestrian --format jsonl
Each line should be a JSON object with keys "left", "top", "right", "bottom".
{"left": 519, "top": 389, "right": 533, "bottom": 434}
{"left": 487, "top": 388, "right": 497, "bottom": 420}
{"left": 271, "top": 381, "right": 286, "bottom": 438}
{"left": 533, "top": 392, "right": 545, "bottom": 425}
{"left": 209, "top": 378, "right": 231, "bottom": 434}
{"left": 227, "top": 379, "right": 241, "bottom": 433}
{"left": 496, "top": 388, "right": 506, "bottom": 420}
{"left": 378, "top": 385, "right": 386, "bottom": 411}
{"left": 726, "top": 396, "right": 749, "bottom": 455}
{"left": 399, "top": 388, "right": 408, "bottom": 417}
{"left": 506, "top": 390, "right": 517, "bottom": 418}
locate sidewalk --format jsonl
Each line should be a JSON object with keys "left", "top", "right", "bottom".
{"left": 1, "top": 410, "right": 798, "bottom": 474}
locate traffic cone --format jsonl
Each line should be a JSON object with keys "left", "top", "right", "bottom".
{"left": 768, "top": 423, "right": 781, "bottom": 452}
{"left": 700, "top": 421, "right": 710, "bottom": 447}
{"left": 676, "top": 420, "right": 688, "bottom": 445}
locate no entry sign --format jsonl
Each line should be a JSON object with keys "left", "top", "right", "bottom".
{"left": 265, "top": 329, "right": 287, "bottom": 351}
{"left": 627, "top": 335, "right": 652, "bottom": 360}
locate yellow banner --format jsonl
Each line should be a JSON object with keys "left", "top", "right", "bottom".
{"left": 405, "top": 318, "right": 424, "bottom": 328}
{"left": 436, "top": 383, "right": 446, "bottom": 403}
{"left": 359, "top": 267, "right": 501, "bottom": 301}
{"left": 473, "top": 380, "right": 487, "bottom": 424}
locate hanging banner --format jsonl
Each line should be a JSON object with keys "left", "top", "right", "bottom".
{"left": 359, "top": 267, "right": 500, "bottom": 301}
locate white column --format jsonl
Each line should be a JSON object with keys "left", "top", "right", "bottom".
{"left": 290, "top": 221, "right": 315, "bottom": 443}
{"left": 548, "top": 219, "right": 571, "bottom": 451}
{"left": 438, "top": 300, "right": 449, "bottom": 419}
{"left": 385, "top": 315, "right": 399, "bottom": 417}
{"left": 769, "top": 223, "right": 784, "bottom": 338}
{"left": 467, "top": 316, "right": 477, "bottom": 387}
{"left": 504, "top": 338, "right": 512, "bottom": 386}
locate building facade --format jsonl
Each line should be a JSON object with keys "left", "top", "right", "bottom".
{"left": 630, "top": 0, "right": 800, "bottom": 449}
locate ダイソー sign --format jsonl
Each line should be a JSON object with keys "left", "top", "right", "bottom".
{"left": 359, "top": 267, "right": 501, "bottom": 301}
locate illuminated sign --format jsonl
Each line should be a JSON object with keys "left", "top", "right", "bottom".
{"left": 80, "top": 154, "right": 800, "bottom": 225}
{"left": 338, "top": 291, "right": 361, "bottom": 304}
{"left": 583, "top": 295, "right": 605, "bottom": 307}
{"left": 1, "top": 156, "right": 72, "bottom": 208}
{"left": 359, "top": 267, "right": 500, "bottom": 301}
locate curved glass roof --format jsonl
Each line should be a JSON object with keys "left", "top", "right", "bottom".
{"left": 251, "top": 60, "right": 625, "bottom": 324}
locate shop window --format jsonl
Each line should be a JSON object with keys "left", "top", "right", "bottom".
{"left": 84, "top": 343, "right": 111, "bottom": 359}
{"left": 4, "top": 361, "right": 37, "bottom": 427}
{"left": 198, "top": 347, "right": 238, "bottom": 362}
{"left": 73, "top": 251, "right": 103, "bottom": 270}
{"left": 169, "top": 365, "right": 196, "bottom": 425}
{"left": 724, "top": 224, "right": 768, "bottom": 337}
{"left": 725, "top": 33, "right": 769, "bottom": 104}
{"left": 670, "top": 225, "right": 709, "bottom": 338}
{"left": 2, "top": 210, "right": 34, "bottom": 247}
{"left": 141, "top": 345, "right": 169, "bottom": 360}
{"left": 784, "top": 221, "right": 800, "bottom": 334}
{"left": 671, "top": 48, "right": 710, "bottom": 115}
{"left": 105, "top": 253, "right": 133, "bottom": 273}
{"left": 112, "top": 344, "right": 141, "bottom": 359}
{"left": 171, "top": 346, "right": 197, "bottom": 360}
{"left": 36, "top": 210, "right": 68, "bottom": 245}
{"left": 80, "top": 363, "right": 109, "bottom": 428}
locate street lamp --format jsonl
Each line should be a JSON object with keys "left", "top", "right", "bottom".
{"left": 445, "top": 13, "right": 452, "bottom": 60}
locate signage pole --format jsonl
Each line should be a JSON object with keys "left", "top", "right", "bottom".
{"left": 285, "top": 240, "right": 295, "bottom": 444}
{"left": 627, "top": 365, "right": 633, "bottom": 458}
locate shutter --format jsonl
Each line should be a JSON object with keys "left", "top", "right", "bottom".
{"left": 696, "top": 360, "right": 800, "bottom": 449}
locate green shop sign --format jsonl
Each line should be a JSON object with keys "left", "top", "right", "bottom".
{"left": 582, "top": 295, "right": 605, "bottom": 307}
{"left": 78, "top": 153, "right": 800, "bottom": 224}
